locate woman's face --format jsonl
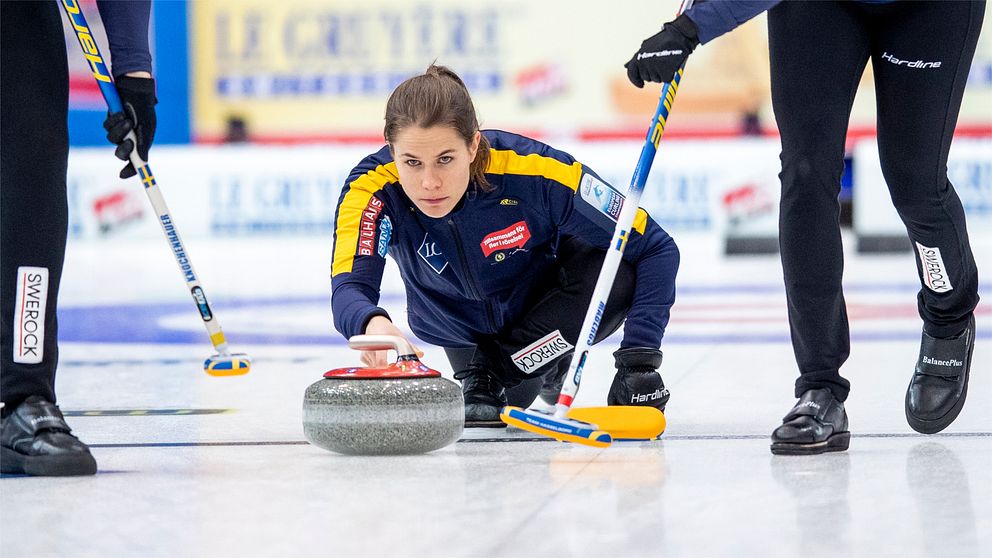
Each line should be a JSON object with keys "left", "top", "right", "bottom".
{"left": 392, "top": 125, "right": 480, "bottom": 218}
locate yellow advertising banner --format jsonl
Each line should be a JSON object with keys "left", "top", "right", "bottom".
{"left": 192, "top": 0, "right": 992, "bottom": 142}
{"left": 191, "top": 0, "right": 772, "bottom": 141}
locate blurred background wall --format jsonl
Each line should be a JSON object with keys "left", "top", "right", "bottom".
{"left": 61, "top": 0, "right": 991, "bottom": 254}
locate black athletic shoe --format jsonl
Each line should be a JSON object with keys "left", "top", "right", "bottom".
{"left": 771, "top": 388, "right": 850, "bottom": 455}
{"left": 1, "top": 396, "right": 97, "bottom": 476}
{"left": 538, "top": 359, "right": 569, "bottom": 406}
{"left": 453, "top": 365, "right": 507, "bottom": 428}
{"left": 906, "top": 315, "right": 976, "bottom": 434}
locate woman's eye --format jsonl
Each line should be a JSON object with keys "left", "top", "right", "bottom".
{"left": 438, "top": 156, "right": 453, "bottom": 164}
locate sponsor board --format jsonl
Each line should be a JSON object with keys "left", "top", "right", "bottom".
{"left": 93, "top": 189, "right": 144, "bottom": 235}
{"left": 192, "top": 0, "right": 506, "bottom": 140}
{"left": 66, "top": 145, "right": 372, "bottom": 239}
{"left": 854, "top": 138, "right": 992, "bottom": 241}
{"left": 61, "top": 139, "right": 812, "bottom": 242}
{"left": 515, "top": 63, "right": 568, "bottom": 106}
{"left": 183, "top": 0, "right": 992, "bottom": 142}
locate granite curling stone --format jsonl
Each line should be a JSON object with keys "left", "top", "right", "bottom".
{"left": 303, "top": 335, "right": 464, "bottom": 455}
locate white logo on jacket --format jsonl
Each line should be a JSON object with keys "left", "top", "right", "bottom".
{"left": 418, "top": 233, "right": 448, "bottom": 274}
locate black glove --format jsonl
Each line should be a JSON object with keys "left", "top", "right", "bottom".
{"left": 103, "top": 76, "right": 157, "bottom": 179}
{"left": 625, "top": 13, "right": 700, "bottom": 88}
{"left": 608, "top": 347, "right": 670, "bottom": 410}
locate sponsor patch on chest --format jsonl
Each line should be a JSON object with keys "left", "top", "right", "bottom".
{"left": 418, "top": 233, "right": 448, "bottom": 274}
{"left": 480, "top": 220, "right": 531, "bottom": 257}
{"left": 511, "top": 330, "right": 574, "bottom": 374}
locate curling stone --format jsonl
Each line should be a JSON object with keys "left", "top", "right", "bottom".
{"left": 303, "top": 335, "right": 464, "bottom": 455}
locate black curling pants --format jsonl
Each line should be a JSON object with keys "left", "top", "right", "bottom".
{"left": 1, "top": 1, "right": 70, "bottom": 412}
{"left": 445, "top": 237, "right": 635, "bottom": 408}
{"left": 768, "top": 0, "right": 984, "bottom": 402}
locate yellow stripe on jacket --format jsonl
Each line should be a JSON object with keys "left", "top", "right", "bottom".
{"left": 487, "top": 149, "right": 584, "bottom": 191}
{"left": 332, "top": 163, "right": 399, "bottom": 276}
{"left": 487, "top": 149, "right": 649, "bottom": 234}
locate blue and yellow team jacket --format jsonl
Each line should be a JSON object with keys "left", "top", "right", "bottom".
{"left": 331, "top": 130, "right": 679, "bottom": 349}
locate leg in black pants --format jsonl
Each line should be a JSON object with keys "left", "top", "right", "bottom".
{"left": 446, "top": 237, "right": 636, "bottom": 409}
{"left": 768, "top": 0, "right": 871, "bottom": 403}
{"left": 870, "top": 1, "right": 983, "bottom": 433}
{"left": 1, "top": 1, "right": 96, "bottom": 476}
{"left": 768, "top": 1, "right": 984, "bottom": 452}
{"left": 871, "top": 1, "right": 982, "bottom": 337}
{"left": 1, "top": 1, "right": 70, "bottom": 412}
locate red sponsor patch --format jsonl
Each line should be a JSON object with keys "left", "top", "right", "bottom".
{"left": 358, "top": 197, "right": 383, "bottom": 256}
{"left": 480, "top": 220, "right": 531, "bottom": 257}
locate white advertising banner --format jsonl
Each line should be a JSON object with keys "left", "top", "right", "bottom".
{"left": 67, "top": 145, "right": 374, "bottom": 240}
{"left": 557, "top": 139, "right": 781, "bottom": 242}
{"left": 853, "top": 138, "right": 992, "bottom": 249}
{"left": 67, "top": 139, "right": 782, "bottom": 241}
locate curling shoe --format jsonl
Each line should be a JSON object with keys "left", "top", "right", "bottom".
{"left": 906, "top": 315, "right": 975, "bottom": 434}
{"left": 1, "top": 396, "right": 97, "bottom": 476}
{"left": 453, "top": 365, "right": 507, "bottom": 427}
{"left": 770, "top": 388, "right": 850, "bottom": 455}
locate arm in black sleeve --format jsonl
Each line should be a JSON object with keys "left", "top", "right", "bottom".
{"left": 96, "top": 0, "right": 152, "bottom": 77}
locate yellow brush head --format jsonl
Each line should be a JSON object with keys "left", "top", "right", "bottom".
{"left": 567, "top": 406, "right": 666, "bottom": 440}
{"left": 204, "top": 354, "right": 252, "bottom": 376}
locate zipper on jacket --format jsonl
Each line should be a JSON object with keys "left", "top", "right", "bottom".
{"left": 448, "top": 217, "right": 497, "bottom": 333}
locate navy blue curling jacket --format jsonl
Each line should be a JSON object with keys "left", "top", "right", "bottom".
{"left": 331, "top": 130, "right": 679, "bottom": 349}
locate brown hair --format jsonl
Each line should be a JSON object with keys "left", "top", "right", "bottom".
{"left": 384, "top": 64, "right": 492, "bottom": 191}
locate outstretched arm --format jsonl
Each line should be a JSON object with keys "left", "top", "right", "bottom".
{"left": 96, "top": 0, "right": 152, "bottom": 77}
{"left": 96, "top": 0, "right": 156, "bottom": 179}
{"left": 625, "top": 0, "right": 780, "bottom": 87}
